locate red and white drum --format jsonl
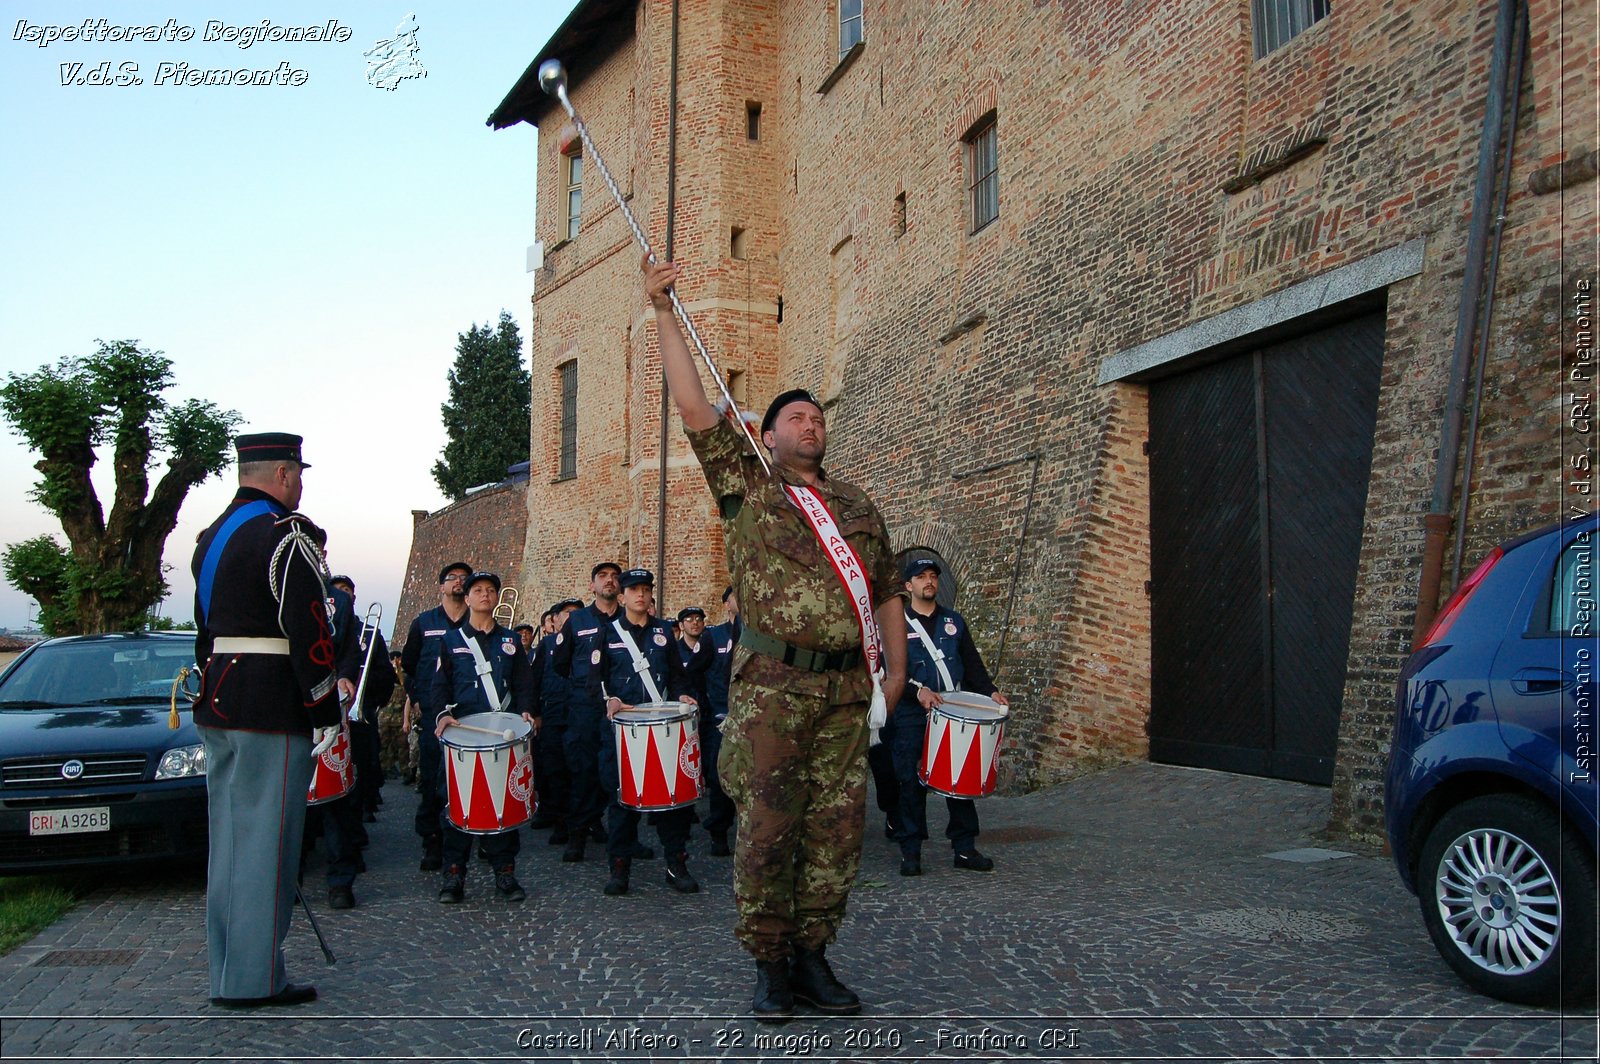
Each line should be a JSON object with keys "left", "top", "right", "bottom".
{"left": 919, "top": 693, "right": 1008, "bottom": 799}
{"left": 307, "top": 720, "right": 355, "bottom": 806}
{"left": 613, "top": 702, "right": 703, "bottom": 811}
{"left": 440, "top": 712, "right": 535, "bottom": 834}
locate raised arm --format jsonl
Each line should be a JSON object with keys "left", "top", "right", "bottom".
{"left": 643, "top": 255, "right": 719, "bottom": 432}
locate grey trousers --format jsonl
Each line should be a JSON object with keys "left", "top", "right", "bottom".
{"left": 199, "top": 726, "right": 313, "bottom": 1000}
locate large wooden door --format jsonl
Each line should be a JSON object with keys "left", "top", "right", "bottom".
{"left": 1147, "top": 313, "right": 1384, "bottom": 785}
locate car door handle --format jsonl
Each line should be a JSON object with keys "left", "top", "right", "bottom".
{"left": 1511, "top": 668, "right": 1570, "bottom": 694}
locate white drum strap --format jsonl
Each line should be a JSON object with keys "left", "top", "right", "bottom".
{"left": 611, "top": 621, "right": 667, "bottom": 705}
{"left": 459, "top": 629, "right": 512, "bottom": 712}
{"left": 904, "top": 613, "right": 956, "bottom": 693}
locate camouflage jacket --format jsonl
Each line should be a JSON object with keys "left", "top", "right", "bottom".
{"left": 686, "top": 418, "right": 902, "bottom": 699}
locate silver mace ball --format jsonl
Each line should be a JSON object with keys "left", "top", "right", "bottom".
{"left": 537, "top": 59, "right": 567, "bottom": 97}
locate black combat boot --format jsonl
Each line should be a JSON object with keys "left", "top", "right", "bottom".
{"left": 420, "top": 834, "right": 443, "bottom": 871}
{"left": 494, "top": 865, "right": 526, "bottom": 903}
{"left": 790, "top": 945, "right": 861, "bottom": 1014}
{"left": 664, "top": 852, "right": 699, "bottom": 893}
{"left": 603, "top": 857, "right": 631, "bottom": 896}
{"left": 562, "top": 835, "right": 586, "bottom": 863}
{"left": 752, "top": 959, "right": 794, "bottom": 1023}
{"left": 437, "top": 865, "right": 465, "bottom": 904}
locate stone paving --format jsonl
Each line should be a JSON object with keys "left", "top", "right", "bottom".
{"left": 0, "top": 762, "right": 1594, "bottom": 1063}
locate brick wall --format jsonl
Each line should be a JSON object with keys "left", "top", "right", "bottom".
{"left": 506, "top": 0, "right": 1597, "bottom": 835}
{"left": 393, "top": 479, "right": 530, "bottom": 649}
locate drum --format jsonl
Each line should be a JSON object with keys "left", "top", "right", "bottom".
{"left": 307, "top": 719, "right": 355, "bottom": 806}
{"left": 440, "top": 711, "right": 535, "bottom": 834}
{"left": 612, "top": 702, "right": 703, "bottom": 811}
{"left": 919, "top": 693, "right": 1008, "bottom": 799}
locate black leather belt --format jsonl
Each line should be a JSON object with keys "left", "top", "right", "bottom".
{"left": 739, "top": 628, "right": 861, "bottom": 673}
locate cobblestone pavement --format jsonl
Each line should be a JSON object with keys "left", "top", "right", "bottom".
{"left": 0, "top": 762, "right": 1594, "bottom": 1063}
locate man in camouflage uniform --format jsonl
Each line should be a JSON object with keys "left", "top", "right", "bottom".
{"left": 643, "top": 256, "right": 908, "bottom": 1022}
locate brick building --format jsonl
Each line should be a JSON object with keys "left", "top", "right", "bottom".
{"left": 489, "top": 0, "right": 1597, "bottom": 836}
{"left": 393, "top": 464, "right": 532, "bottom": 649}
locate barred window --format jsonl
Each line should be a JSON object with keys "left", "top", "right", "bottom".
{"left": 839, "top": 0, "right": 863, "bottom": 58}
{"left": 558, "top": 360, "right": 577, "bottom": 481}
{"left": 1252, "top": 0, "right": 1330, "bottom": 58}
{"left": 564, "top": 153, "right": 583, "bottom": 241}
{"left": 965, "top": 114, "right": 998, "bottom": 234}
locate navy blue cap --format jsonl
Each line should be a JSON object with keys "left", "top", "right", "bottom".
{"left": 439, "top": 562, "right": 473, "bottom": 583}
{"left": 551, "top": 597, "right": 584, "bottom": 612}
{"left": 619, "top": 568, "right": 654, "bottom": 590}
{"left": 465, "top": 571, "right": 501, "bottom": 593}
{"left": 677, "top": 606, "right": 705, "bottom": 621}
{"left": 591, "top": 561, "right": 623, "bottom": 579}
{"left": 760, "top": 389, "right": 824, "bottom": 434}
{"left": 235, "top": 432, "right": 308, "bottom": 467}
{"left": 902, "top": 557, "right": 942, "bottom": 581}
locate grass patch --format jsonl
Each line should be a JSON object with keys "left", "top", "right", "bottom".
{"left": 0, "top": 876, "right": 82, "bottom": 956}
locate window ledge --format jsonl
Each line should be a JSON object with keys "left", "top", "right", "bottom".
{"left": 816, "top": 40, "right": 865, "bottom": 96}
{"left": 548, "top": 237, "right": 573, "bottom": 254}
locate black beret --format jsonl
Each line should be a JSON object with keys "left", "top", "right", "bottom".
{"left": 235, "top": 432, "right": 308, "bottom": 467}
{"left": 760, "top": 389, "right": 824, "bottom": 434}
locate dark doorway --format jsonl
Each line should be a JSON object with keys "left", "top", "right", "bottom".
{"left": 1147, "top": 312, "right": 1384, "bottom": 785}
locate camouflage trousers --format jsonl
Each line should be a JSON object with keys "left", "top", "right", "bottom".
{"left": 377, "top": 707, "right": 408, "bottom": 779}
{"left": 717, "top": 665, "right": 871, "bottom": 961}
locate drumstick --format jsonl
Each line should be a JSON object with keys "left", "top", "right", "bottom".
{"left": 446, "top": 721, "right": 516, "bottom": 741}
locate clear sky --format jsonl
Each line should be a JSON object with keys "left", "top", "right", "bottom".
{"left": 0, "top": 1, "right": 581, "bottom": 637}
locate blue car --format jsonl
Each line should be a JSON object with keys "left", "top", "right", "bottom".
{"left": 0, "top": 632, "right": 208, "bottom": 874}
{"left": 1386, "top": 515, "right": 1599, "bottom": 1006}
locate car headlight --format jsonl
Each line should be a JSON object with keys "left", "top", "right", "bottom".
{"left": 155, "top": 744, "right": 207, "bottom": 779}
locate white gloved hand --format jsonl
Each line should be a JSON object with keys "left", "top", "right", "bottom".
{"left": 311, "top": 725, "right": 340, "bottom": 757}
{"left": 867, "top": 672, "right": 887, "bottom": 747}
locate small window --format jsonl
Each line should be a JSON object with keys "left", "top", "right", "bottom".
{"left": 839, "top": 0, "right": 863, "bottom": 58}
{"left": 893, "top": 191, "right": 907, "bottom": 238}
{"left": 965, "top": 115, "right": 998, "bottom": 234}
{"left": 731, "top": 227, "right": 749, "bottom": 259}
{"left": 564, "top": 154, "right": 583, "bottom": 241}
{"left": 746, "top": 102, "right": 762, "bottom": 140}
{"left": 1252, "top": 0, "right": 1330, "bottom": 58}
{"left": 1548, "top": 533, "right": 1598, "bottom": 635}
{"left": 557, "top": 360, "right": 578, "bottom": 480}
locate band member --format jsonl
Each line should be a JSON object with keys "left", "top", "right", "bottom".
{"left": 532, "top": 598, "right": 582, "bottom": 844}
{"left": 588, "top": 569, "right": 700, "bottom": 896}
{"left": 687, "top": 596, "right": 738, "bottom": 857}
{"left": 551, "top": 562, "right": 626, "bottom": 863}
{"left": 644, "top": 257, "right": 908, "bottom": 1021}
{"left": 330, "top": 575, "right": 392, "bottom": 824}
{"left": 893, "top": 558, "right": 1006, "bottom": 875}
{"left": 431, "top": 571, "right": 539, "bottom": 903}
{"left": 515, "top": 622, "right": 538, "bottom": 659}
{"left": 191, "top": 432, "right": 338, "bottom": 1008}
{"left": 401, "top": 561, "right": 472, "bottom": 870}
{"left": 302, "top": 577, "right": 369, "bottom": 910}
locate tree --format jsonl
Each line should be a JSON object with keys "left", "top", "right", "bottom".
{"left": 432, "top": 311, "right": 532, "bottom": 499}
{"left": 1, "top": 341, "right": 241, "bottom": 634}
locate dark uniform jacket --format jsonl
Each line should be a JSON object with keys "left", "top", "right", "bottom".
{"left": 190, "top": 487, "right": 340, "bottom": 734}
{"left": 675, "top": 635, "right": 714, "bottom": 709}
{"left": 400, "top": 604, "right": 465, "bottom": 712}
{"left": 534, "top": 631, "right": 572, "bottom": 727}
{"left": 702, "top": 620, "right": 739, "bottom": 720}
{"left": 550, "top": 600, "right": 622, "bottom": 707}
{"left": 900, "top": 604, "right": 997, "bottom": 706}
{"left": 587, "top": 614, "right": 692, "bottom": 708}
{"left": 430, "top": 622, "right": 536, "bottom": 722}
{"left": 330, "top": 589, "right": 395, "bottom": 716}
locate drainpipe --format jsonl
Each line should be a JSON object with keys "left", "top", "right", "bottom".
{"left": 656, "top": 0, "right": 680, "bottom": 604}
{"left": 1413, "top": 0, "right": 1522, "bottom": 647}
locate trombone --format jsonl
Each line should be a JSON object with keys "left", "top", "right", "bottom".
{"left": 492, "top": 586, "right": 519, "bottom": 628}
{"left": 347, "top": 602, "right": 384, "bottom": 723}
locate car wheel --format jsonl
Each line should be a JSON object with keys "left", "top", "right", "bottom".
{"left": 1418, "top": 794, "right": 1596, "bottom": 1006}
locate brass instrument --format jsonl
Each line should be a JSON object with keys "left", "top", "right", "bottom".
{"left": 347, "top": 601, "right": 384, "bottom": 723}
{"left": 493, "top": 586, "right": 519, "bottom": 628}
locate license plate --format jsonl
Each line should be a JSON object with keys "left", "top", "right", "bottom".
{"left": 29, "top": 807, "right": 111, "bottom": 836}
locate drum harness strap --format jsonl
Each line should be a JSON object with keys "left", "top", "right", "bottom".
{"left": 454, "top": 627, "right": 512, "bottom": 715}
{"left": 903, "top": 612, "right": 957, "bottom": 693}
{"left": 611, "top": 621, "right": 667, "bottom": 705}
{"left": 783, "top": 484, "right": 888, "bottom": 744}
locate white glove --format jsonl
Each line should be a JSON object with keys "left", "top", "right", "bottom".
{"left": 311, "top": 725, "right": 339, "bottom": 757}
{"left": 867, "top": 672, "right": 887, "bottom": 747}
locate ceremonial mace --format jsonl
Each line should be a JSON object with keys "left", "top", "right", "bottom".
{"left": 537, "top": 58, "right": 771, "bottom": 476}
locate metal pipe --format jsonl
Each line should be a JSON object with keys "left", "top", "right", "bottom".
{"left": 656, "top": 0, "right": 680, "bottom": 604}
{"left": 1453, "top": 2, "right": 1527, "bottom": 587}
{"left": 1413, "top": 0, "right": 1521, "bottom": 646}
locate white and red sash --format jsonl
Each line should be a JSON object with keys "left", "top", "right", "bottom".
{"left": 783, "top": 484, "right": 889, "bottom": 743}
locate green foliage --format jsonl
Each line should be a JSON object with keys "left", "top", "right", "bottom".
{"left": 432, "top": 311, "right": 532, "bottom": 500}
{"left": 0, "top": 875, "right": 83, "bottom": 956}
{"left": 1, "top": 536, "right": 74, "bottom": 635}
{"left": 0, "top": 341, "right": 241, "bottom": 634}
{"left": 140, "top": 613, "right": 196, "bottom": 632}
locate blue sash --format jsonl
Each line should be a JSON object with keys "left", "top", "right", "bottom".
{"left": 197, "top": 500, "right": 280, "bottom": 623}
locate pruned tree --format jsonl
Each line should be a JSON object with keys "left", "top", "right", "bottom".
{"left": 1, "top": 340, "right": 241, "bottom": 634}
{"left": 432, "top": 311, "right": 532, "bottom": 499}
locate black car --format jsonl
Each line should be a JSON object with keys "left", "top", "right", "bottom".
{"left": 0, "top": 632, "right": 208, "bottom": 874}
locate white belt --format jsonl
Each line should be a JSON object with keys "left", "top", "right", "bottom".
{"left": 213, "top": 637, "right": 291, "bottom": 656}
